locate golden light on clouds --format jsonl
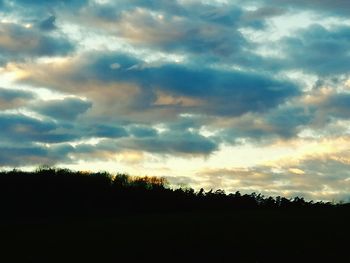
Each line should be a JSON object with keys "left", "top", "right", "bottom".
{"left": 288, "top": 168, "right": 305, "bottom": 175}
{"left": 345, "top": 79, "right": 350, "bottom": 89}
{"left": 261, "top": 136, "right": 350, "bottom": 168}
{"left": 115, "top": 151, "right": 145, "bottom": 163}
{"left": 3, "top": 63, "right": 30, "bottom": 79}
{"left": 154, "top": 91, "right": 203, "bottom": 107}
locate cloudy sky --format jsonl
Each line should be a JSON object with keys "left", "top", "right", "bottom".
{"left": 1, "top": 0, "right": 350, "bottom": 201}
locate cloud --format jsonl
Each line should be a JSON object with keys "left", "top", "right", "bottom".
{"left": 112, "top": 7, "right": 247, "bottom": 57}
{"left": 128, "top": 126, "right": 158, "bottom": 138}
{"left": 257, "top": 0, "right": 350, "bottom": 16}
{"left": 88, "top": 0, "right": 186, "bottom": 20}
{"left": 9, "top": 0, "right": 87, "bottom": 11}
{"left": 218, "top": 105, "right": 312, "bottom": 144}
{"left": 241, "top": 6, "right": 286, "bottom": 29}
{"left": 0, "top": 143, "right": 73, "bottom": 166}
{"left": 0, "top": 110, "right": 129, "bottom": 146}
{"left": 32, "top": 97, "right": 92, "bottom": 120}
{"left": 299, "top": 87, "right": 350, "bottom": 129}
{"left": 0, "top": 87, "right": 34, "bottom": 110}
{"left": 72, "top": 129, "right": 218, "bottom": 157}
{"left": 217, "top": 86, "right": 350, "bottom": 143}
{"left": 318, "top": 93, "right": 350, "bottom": 119}
{"left": 199, "top": 154, "right": 350, "bottom": 201}
{"left": 38, "top": 15, "right": 57, "bottom": 31}
{"left": 264, "top": 106, "right": 312, "bottom": 138}
{"left": 86, "top": 124, "right": 128, "bottom": 139}
{"left": 0, "top": 113, "right": 77, "bottom": 143}
{"left": 18, "top": 51, "right": 301, "bottom": 119}
{"left": 76, "top": 1, "right": 282, "bottom": 65}
{"left": 119, "top": 130, "right": 218, "bottom": 155}
{"left": 0, "top": 21, "right": 74, "bottom": 64}
{"left": 281, "top": 24, "right": 350, "bottom": 75}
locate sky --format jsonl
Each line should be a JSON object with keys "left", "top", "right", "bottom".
{"left": 1, "top": 0, "right": 350, "bottom": 201}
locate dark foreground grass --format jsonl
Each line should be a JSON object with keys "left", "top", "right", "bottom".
{"left": 1, "top": 209, "right": 349, "bottom": 262}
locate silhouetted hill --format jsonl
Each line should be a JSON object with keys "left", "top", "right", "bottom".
{"left": 0, "top": 168, "right": 349, "bottom": 262}
{"left": 0, "top": 167, "right": 335, "bottom": 218}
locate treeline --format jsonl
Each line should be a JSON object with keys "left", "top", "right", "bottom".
{"left": 0, "top": 167, "right": 340, "bottom": 218}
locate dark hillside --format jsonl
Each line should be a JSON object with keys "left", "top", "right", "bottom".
{"left": 0, "top": 168, "right": 349, "bottom": 262}
{"left": 0, "top": 168, "right": 334, "bottom": 218}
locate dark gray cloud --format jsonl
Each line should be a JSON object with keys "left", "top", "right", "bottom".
{"left": 0, "top": 88, "right": 33, "bottom": 100}
{"left": 0, "top": 110, "right": 129, "bottom": 146}
{"left": 256, "top": 0, "right": 350, "bottom": 16}
{"left": 240, "top": 6, "right": 286, "bottom": 29}
{"left": 32, "top": 97, "right": 92, "bottom": 120}
{"left": 303, "top": 90, "right": 350, "bottom": 127}
{"left": 0, "top": 92, "right": 197, "bottom": 156}
{"left": 128, "top": 126, "right": 158, "bottom": 138}
{"left": 89, "top": 0, "right": 186, "bottom": 20}
{"left": 265, "top": 106, "right": 312, "bottom": 138}
{"left": 112, "top": 7, "right": 247, "bottom": 58}
{"left": 88, "top": 1, "right": 283, "bottom": 31}
{"left": 0, "top": 113, "right": 77, "bottom": 143}
{"left": 0, "top": 22, "right": 74, "bottom": 64}
{"left": 121, "top": 131, "right": 217, "bottom": 155}
{"left": 0, "top": 143, "right": 73, "bottom": 166}
{"left": 8, "top": 0, "right": 87, "bottom": 12}
{"left": 79, "top": 1, "right": 282, "bottom": 64}
{"left": 0, "top": 110, "right": 132, "bottom": 146}
{"left": 38, "top": 15, "right": 57, "bottom": 31}
{"left": 217, "top": 88, "right": 350, "bottom": 143}
{"left": 218, "top": 105, "right": 312, "bottom": 144}
{"left": 23, "top": 52, "right": 300, "bottom": 118}
{"left": 74, "top": 129, "right": 218, "bottom": 156}
{"left": 0, "top": 87, "right": 34, "bottom": 109}
{"left": 12, "top": 0, "right": 86, "bottom": 6}
{"left": 87, "top": 124, "right": 128, "bottom": 139}
{"left": 321, "top": 93, "right": 350, "bottom": 119}
{"left": 282, "top": 24, "right": 350, "bottom": 75}
{"left": 129, "top": 61, "right": 298, "bottom": 117}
